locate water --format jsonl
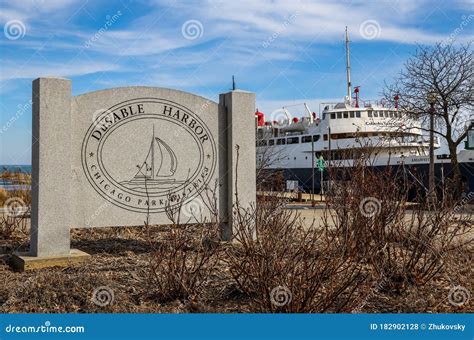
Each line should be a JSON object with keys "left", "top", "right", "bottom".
{"left": 0, "top": 165, "right": 31, "bottom": 174}
{"left": 0, "top": 165, "right": 31, "bottom": 190}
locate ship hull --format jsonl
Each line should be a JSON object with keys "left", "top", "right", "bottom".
{"left": 269, "top": 160, "right": 474, "bottom": 198}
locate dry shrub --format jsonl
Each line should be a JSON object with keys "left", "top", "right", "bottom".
{"left": 0, "top": 191, "right": 31, "bottom": 242}
{"left": 0, "top": 170, "right": 31, "bottom": 241}
{"left": 0, "top": 214, "right": 29, "bottom": 243}
{"left": 324, "top": 153, "right": 409, "bottom": 261}
{"left": 226, "top": 195, "right": 366, "bottom": 312}
{"left": 146, "top": 185, "right": 222, "bottom": 304}
{"left": 0, "top": 170, "right": 31, "bottom": 207}
{"left": 0, "top": 170, "right": 31, "bottom": 184}
{"left": 140, "top": 145, "right": 471, "bottom": 312}
{"left": 147, "top": 224, "right": 221, "bottom": 303}
{"left": 325, "top": 147, "right": 473, "bottom": 292}
{"left": 368, "top": 204, "right": 472, "bottom": 291}
{"left": 0, "top": 189, "right": 7, "bottom": 206}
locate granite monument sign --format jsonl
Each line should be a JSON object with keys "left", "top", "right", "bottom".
{"left": 13, "top": 77, "right": 256, "bottom": 270}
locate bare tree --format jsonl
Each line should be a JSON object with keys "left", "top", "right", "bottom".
{"left": 256, "top": 144, "right": 286, "bottom": 191}
{"left": 385, "top": 42, "right": 474, "bottom": 195}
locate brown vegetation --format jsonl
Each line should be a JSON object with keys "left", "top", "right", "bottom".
{"left": 0, "top": 170, "right": 31, "bottom": 244}
{"left": 226, "top": 196, "right": 366, "bottom": 312}
{"left": 0, "top": 165, "right": 472, "bottom": 313}
{"left": 145, "top": 189, "right": 222, "bottom": 304}
{"left": 326, "top": 152, "right": 473, "bottom": 299}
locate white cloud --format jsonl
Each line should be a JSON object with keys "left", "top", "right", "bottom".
{"left": 152, "top": 0, "right": 455, "bottom": 45}
{"left": 0, "top": 0, "right": 83, "bottom": 24}
{"left": 1, "top": 0, "right": 470, "bottom": 90}
{"left": 0, "top": 8, "right": 29, "bottom": 24}
{"left": 84, "top": 30, "right": 185, "bottom": 56}
{"left": 0, "top": 60, "right": 119, "bottom": 81}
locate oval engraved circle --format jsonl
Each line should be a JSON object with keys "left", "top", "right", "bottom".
{"left": 81, "top": 98, "right": 217, "bottom": 213}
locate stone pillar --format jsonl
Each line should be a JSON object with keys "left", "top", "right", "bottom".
{"left": 218, "top": 90, "right": 256, "bottom": 240}
{"left": 30, "top": 77, "right": 72, "bottom": 257}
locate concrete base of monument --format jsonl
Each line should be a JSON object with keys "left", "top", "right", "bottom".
{"left": 10, "top": 249, "right": 91, "bottom": 271}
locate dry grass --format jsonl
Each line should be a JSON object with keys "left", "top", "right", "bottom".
{"left": 0, "top": 220, "right": 472, "bottom": 313}
{"left": 0, "top": 225, "right": 243, "bottom": 313}
{"left": 0, "top": 171, "right": 31, "bottom": 247}
{"left": 0, "top": 165, "right": 472, "bottom": 313}
{"left": 0, "top": 170, "right": 31, "bottom": 207}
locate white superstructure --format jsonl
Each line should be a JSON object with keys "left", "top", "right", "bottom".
{"left": 255, "top": 28, "right": 474, "bottom": 192}
{"left": 256, "top": 98, "right": 450, "bottom": 168}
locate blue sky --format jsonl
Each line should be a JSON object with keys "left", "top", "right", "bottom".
{"left": 0, "top": 0, "right": 473, "bottom": 164}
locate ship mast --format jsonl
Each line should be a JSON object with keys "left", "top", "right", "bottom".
{"left": 345, "top": 26, "right": 352, "bottom": 100}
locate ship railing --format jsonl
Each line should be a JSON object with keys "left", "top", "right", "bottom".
{"left": 321, "top": 100, "right": 396, "bottom": 112}
{"left": 360, "top": 99, "right": 394, "bottom": 108}
{"left": 375, "top": 135, "right": 440, "bottom": 146}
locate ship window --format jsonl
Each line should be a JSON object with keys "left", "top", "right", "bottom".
{"left": 330, "top": 113, "right": 336, "bottom": 119}
{"left": 302, "top": 135, "right": 320, "bottom": 143}
{"left": 356, "top": 111, "right": 361, "bottom": 118}
{"left": 337, "top": 112, "right": 342, "bottom": 119}
{"left": 368, "top": 111, "right": 373, "bottom": 118}
{"left": 343, "top": 112, "right": 349, "bottom": 118}
{"left": 323, "top": 134, "right": 328, "bottom": 141}
{"left": 350, "top": 111, "right": 355, "bottom": 118}
{"left": 256, "top": 140, "right": 267, "bottom": 147}
{"left": 390, "top": 111, "right": 394, "bottom": 118}
{"left": 269, "top": 139, "right": 275, "bottom": 146}
{"left": 373, "top": 111, "right": 378, "bottom": 117}
{"left": 384, "top": 111, "right": 389, "bottom": 117}
{"left": 277, "top": 138, "right": 286, "bottom": 145}
{"left": 287, "top": 137, "right": 299, "bottom": 144}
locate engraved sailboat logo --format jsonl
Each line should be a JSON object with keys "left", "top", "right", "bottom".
{"left": 120, "top": 126, "right": 184, "bottom": 193}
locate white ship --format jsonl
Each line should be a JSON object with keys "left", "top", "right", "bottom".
{"left": 255, "top": 28, "right": 474, "bottom": 194}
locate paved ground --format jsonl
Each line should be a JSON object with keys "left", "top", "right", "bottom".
{"left": 258, "top": 191, "right": 325, "bottom": 202}
{"left": 285, "top": 203, "right": 473, "bottom": 230}
{"left": 1, "top": 203, "right": 471, "bottom": 232}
